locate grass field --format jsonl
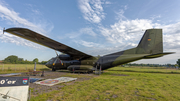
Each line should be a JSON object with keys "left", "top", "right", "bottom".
{"left": 0, "top": 64, "right": 48, "bottom": 74}
{"left": 1, "top": 65, "right": 180, "bottom": 101}
{"left": 29, "top": 66, "right": 180, "bottom": 101}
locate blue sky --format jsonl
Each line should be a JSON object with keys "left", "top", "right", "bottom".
{"left": 0, "top": 0, "right": 180, "bottom": 64}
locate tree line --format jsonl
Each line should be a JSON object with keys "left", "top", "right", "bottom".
{"left": 123, "top": 63, "right": 178, "bottom": 68}
{"left": 1, "top": 55, "right": 47, "bottom": 64}
{"left": 120, "top": 59, "right": 180, "bottom": 68}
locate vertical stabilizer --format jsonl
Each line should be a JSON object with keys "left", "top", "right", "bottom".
{"left": 136, "top": 29, "right": 163, "bottom": 54}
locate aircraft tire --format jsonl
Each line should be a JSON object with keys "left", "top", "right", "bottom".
{"left": 52, "top": 68, "right": 56, "bottom": 71}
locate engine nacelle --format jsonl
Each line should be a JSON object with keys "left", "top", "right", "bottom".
{"left": 58, "top": 54, "right": 71, "bottom": 60}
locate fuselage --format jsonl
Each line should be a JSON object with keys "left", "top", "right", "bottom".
{"left": 45, "top": 49, "right": 149, "bottom": 71}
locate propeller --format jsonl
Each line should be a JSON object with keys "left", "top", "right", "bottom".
{"left": 52, "top": 51, "right": 63, "bottom": 66}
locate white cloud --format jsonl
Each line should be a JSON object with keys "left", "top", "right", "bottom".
{"left": 0, "top": 2, "right": 45, "bottom": 33}
{"left": 0, "top": 33, "right": 44, "bottom": 49}
{"left": 124, "top": 5, "right": 128, "bottom": 10}
{"left": 115, "top": 9, "right": 127, "bottom": 20}
{"left": 115, "top": 5, "right": 128, "bottom": 20}
{"left": 60, "top": 27, "right": 97, "bottom": 39}
{"left": 99, "top": 19, "right": 156, "bottom": 44}
{"left": 83, "top": 42, "right": 137, "bottom": 56}
{"left": 150, "top": 15, "right": 161, "bottom": 20}
{"left": 32, "top": 9, "right": 41, "bottom": 15}
{"left": 78, "top": 0, "right": 105, "bottom": 23}
{"left": 105, "top": 1, "right": 111, "bottom": 4}
{"left": 0, "top": 1, "right": 53, "bottom": 49}
{"left": 0, "top": 28, "right": 2, "bottom": 34}
{"left": 79, "top": 27, "right": 97, "bottom": 36}
{"left": 74, "top": 40, "right": 100, "bottom": 47}
{"left": 161, "top": 22, "right": 180, "bottom": 51}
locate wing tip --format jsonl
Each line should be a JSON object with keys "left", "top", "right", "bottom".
{"left": 5, "top": 27, "right": 29, "bottom": 32}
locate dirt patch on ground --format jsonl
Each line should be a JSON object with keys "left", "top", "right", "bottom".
{"left": 28, "top": 70, "right": 98, "bottom": 97}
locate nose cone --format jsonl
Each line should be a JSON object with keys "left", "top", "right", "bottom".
{"left": 45, "top": 60, "right": 52, "bottom": 68}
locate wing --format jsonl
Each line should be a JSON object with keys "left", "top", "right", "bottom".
{"left": 5, "top": 28, "right": 92, "bottom": 60}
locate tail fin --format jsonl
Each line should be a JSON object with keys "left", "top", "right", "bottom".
{"left": 136, "top": 29, "right": 163, "bottom": 54}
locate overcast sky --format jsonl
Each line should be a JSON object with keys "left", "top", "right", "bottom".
{"left": 0, "top": 0, "right": 180, "bottom": 64}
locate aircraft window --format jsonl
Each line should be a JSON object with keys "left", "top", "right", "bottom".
{"left": 49, "top": 59, "right": 53, "bottom": 62}
{"left": 47, "top": 58, "right": 55, "bottom": 64}
{"left": 46, "top": 60, "right": 50, "bottom": 64}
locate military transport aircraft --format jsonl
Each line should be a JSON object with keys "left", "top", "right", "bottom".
{"left": 4, "top": 28, "right": 174, "bottom": 73}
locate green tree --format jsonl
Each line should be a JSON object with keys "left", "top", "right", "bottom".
{"left": 97, "top": 55, "right": 101, "bottom": 58}
{"left": 41, "top": 61, "right": 48, "bottom": 64}
{"left": 18, "top": 58, "right": 24, "bottom": 64}
{"left": 33, "top": 58, "right": 39, "bottom": 63}
{"left": 4, "top": 55, "right": 18, "bottom": 64}
{"left": 177, "top": 59, "right": 180, "bottom": 67}
{"left": 24, "top": 59, "right": 33, "bottom": 64}
{"left": 18, "top": 58, "right": 24, "bottom": 61}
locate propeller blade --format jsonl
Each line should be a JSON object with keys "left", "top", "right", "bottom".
{"left": 53, "top": 51, "right": 59, "bottom": 66}
{"left": 55, "top": 51, "right": 58, "bottom": 56}
{"left": 53, "top": 57, "right": 58, "bottom": 66}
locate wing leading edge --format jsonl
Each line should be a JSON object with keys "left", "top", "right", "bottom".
{"left": 5, "top": 28, "right": 92, "bottom": 60}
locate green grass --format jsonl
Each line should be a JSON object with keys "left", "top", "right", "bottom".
{"left": 29, "top": 67, "right": 180, "bottom": 101}
{"left": 0, "top": 64, "right": 49, "bottom": 74}
{"left": 110, "top": 66, "right": 180, "bottom": 74}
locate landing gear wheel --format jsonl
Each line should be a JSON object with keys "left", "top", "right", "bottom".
{"left": 52, "top": 68, "right": 56, "bottom": 71}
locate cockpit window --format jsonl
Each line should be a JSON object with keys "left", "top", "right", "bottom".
{"left": 46, "top": 58, "right": 55, "bottom": 64}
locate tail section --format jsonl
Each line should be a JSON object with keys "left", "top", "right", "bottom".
{"left": 103, "top": 28, "right": 174, "bottom": 69}
{"left": 136, "top": 29, "right": 163, "bottom": 54}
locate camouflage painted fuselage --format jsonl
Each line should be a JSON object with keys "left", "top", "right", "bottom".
{"left": 46, "top": 29, "right": 173, "bottom": 71}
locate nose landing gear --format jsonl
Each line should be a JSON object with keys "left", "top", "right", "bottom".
{"left": 52, "top": 67, "right": 56, "bottom": 71}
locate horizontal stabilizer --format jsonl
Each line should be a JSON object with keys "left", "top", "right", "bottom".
{"left": 143, "top": 52, "right": 175, "bottom": 59}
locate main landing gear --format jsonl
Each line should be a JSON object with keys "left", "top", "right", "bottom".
{"left": 95, "top": 64, "right": 102, "bottom": 75}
